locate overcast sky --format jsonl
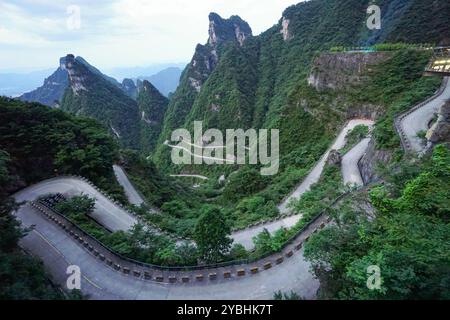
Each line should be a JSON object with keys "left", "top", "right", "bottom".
{"left": 0, "top": 0, "right": 301, "bottom": 72}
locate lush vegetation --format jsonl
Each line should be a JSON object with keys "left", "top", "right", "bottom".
{"left": 193, "top": 206, "right": 233, "bottom": 263}
{"left": 138, "top": 80, "right": 169, "bottom": 154}
{"left": 0, "top": 150, "right": 64, "bottom": 299}
{"left": 60, "top": 59, "right": 142, "bottom": 150}
{"left": 53, "top": 195, "right": 199, "bottom": 266}
{"left": 341, "top": 125, "right": 369, "bottom": 155}
{"left": 304, "top": 145, "right": 450, "bottom": 299}
{"left": 0, "top": 97, "right": 126, "bottom": 202}
{"left": 150, "top": 0, "right": 447, "bottom": 231}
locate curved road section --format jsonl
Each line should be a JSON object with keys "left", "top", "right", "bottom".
{"left": 342, "top": 137, "right": 371, "bottom": 186}
{"left": 232, "top": 119, "right": 374, "bottom": 249}
{"left": 113, "top": 165, "right": 145, "bottom": 206}
{"left": 399, "top": 76, "right": 450, "bottom": 153}
{"left": 14, "top": 177, "right": 137, "bottom": 232}
{"left": 15, "top": 203, "right": 320, "bottom": 300}
{"left": 12, "top": 119, "right": 374, "bottom": 299}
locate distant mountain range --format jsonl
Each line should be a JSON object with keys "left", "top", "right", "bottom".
{"left": 0, "top": 63, "right": 183, "bottom": 101}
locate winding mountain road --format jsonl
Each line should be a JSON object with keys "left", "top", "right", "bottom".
{"left": 399, "top": 76, "right": 450, "bottom": 153}
{"left": 342, "top": 138, "right": 371, "bottom": 186}
{"left": 278, "top": 119, "right": 374, "bottom": 213}
{"left": 14, "top": 177, "right": 137, "bottom": 232}
{"left": 12, "top": 118, "right": 375, "bottom": 299}
{"left": 16, "top": 202, "right": 320, "bottom": 300}
{"left": 113, "top": 165, "right": 145, "bottom": 206}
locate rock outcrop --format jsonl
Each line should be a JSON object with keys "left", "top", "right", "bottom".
{"left": 20, "top": 55, "right": 139, "bottom": 106}
{"left": 308, "top": 52, "right": 392, "bottom": 92}
{"left": 426, "top": 100, "right": 450, "bottom": 145}
{"left": 326, "top": 150, "right": 342, "bottom": 166}
{"left": 358, "top": 139, "right": 392, "bottom": 184}
{"left": 20, "top": 56, "right": 70, "bottom": 107}
{"left": 280, "top": 17, "right": 292, "bottom": 41}
{"left": 187, "top": 13, "right": 252, "bottom": 92}
{"left": 122, "top": 78, "right": 138, "bottom": 100}
{"left": 60, "top": 54, "right": 142, "bottom": 150}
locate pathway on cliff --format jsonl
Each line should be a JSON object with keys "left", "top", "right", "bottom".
{"left": 11, "top": 118, "right": 375, "bottom": 299}
{"left": 14, "top": 177, "right": 137, "bottom": 232}
{"left": 342, "top": 137, "right": 371, "bottom": 186}
{"left": 15, "top": 199, "right": 321, "bottom": 300}
{"left": 399, "top": 77, "right": 450, "bottom": 153}
{"left": 113, "top": 165, "right": 145, "bottom": 206}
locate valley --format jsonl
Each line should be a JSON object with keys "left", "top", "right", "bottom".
{"left": 0, "top": 0, "right": 449, "bottom": 302}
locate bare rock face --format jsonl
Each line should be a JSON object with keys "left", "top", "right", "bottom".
{"left": 188, "top": 13, "right": 252, "bottom": 92}
{"left": 327, "top": 150, "right": 342, "bottom": 166}
{"left": 20, "top": 56, "right": 70, "bottom": 107}
{"left": 308, "top": 52, "right": 392, "bottom": 92}
{"left": 280, "top": 17, "right": 292, "bottom": 41}
{"left": 426, "top": 100, "right": 450, "bottom": 144}
{"left": 358, "top": 139, "right": 392, "bottom": 184}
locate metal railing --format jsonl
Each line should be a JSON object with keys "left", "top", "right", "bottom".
{"left": 34, "top": 190, "right": 349, "bottom": 272}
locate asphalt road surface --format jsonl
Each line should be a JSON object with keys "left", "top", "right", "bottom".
{"left": 14, "top": 177, "right": 137, "bottom": 232}
{"left": 15, "top": 204, "right": 319, "bottom": 300}
{"left": 400, "top": 77, "right": 450, "bottom": 153}
{"left": 113, "top": 165, "right": 145, "bottom": 206}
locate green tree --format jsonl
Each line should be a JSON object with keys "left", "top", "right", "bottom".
{"left": 194, "top": 206, "right": 233, "bottom": 263}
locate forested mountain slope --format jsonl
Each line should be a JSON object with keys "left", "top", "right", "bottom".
{"left": 154, "top": 0, "right": 450, "bottom": 171}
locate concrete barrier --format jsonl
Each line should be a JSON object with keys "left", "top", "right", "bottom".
{"left": 209, "top": 273, "right": 217, "bottom": 280}
{"left": 195, "top": 275, "right": 204, "bottom": 282}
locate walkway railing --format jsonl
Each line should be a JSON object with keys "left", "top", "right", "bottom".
{"left": 394, "top": 77, "right": 449, "bottom": 152}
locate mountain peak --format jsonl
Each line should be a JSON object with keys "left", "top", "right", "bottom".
{"left": 208, "top": 12, "right": 252, "bottom": 47}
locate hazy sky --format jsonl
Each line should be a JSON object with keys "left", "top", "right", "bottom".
{"left": 0, "top": 0, "right": 301, "bottom": 72}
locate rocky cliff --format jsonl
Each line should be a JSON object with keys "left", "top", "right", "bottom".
{"left": 308, "top": 52, "right": 392, "bottom": 92}
{"left": 60, "top": 54, "right": 142, "bottom": 150}
{"left": 20, "top": 56, "right": 140, "bottom": 106}
{"left": 137, "top": 80, "right": 169, "bottom": 153}
{"left": 358, "top": 139, "right": 393, "bottom": 184}
{"left": 426, "top": 100, "right": 450, "bottom": 146}
{"left": 20, "top": 56, "right": 70, "bottom": 107}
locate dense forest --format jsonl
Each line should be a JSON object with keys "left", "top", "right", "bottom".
{"left": 1, "top": 0, "right": 449, "bottom": 300}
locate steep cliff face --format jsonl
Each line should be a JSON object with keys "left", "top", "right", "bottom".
{"left": 427, "top": 100, "right": 450, "bottom": 146}
{"left": 308, "top": 52, "right": 392, "bottom": 92}
{"left": 137, "top": 80, "right": 169, "bottom": 154}
{"left": 20, "top": 56, "right": 139, "bottom": 106}
{"left": 187, "top": 13, "right": 252, "bottom": 93}
{"left": 154, "top": 0, "right": 449, "bottom": 171}
{"left": 60, "top": 54, "right": 141, "bottom": 150}
{"left": 358, "top": 139, "right": 393, "bottom": 184}
{"left": 122, "top": 78, "right": 138, "bottom": 100}
{"left": 20, "top": 57, "right": 69, "bottom": 107}
{"left": 154, "top": 13, "right": 252, "bottom": 166}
